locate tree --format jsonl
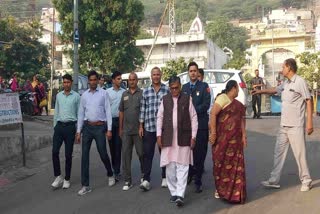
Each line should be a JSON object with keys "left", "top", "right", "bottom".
{"left": 53, "top": 0, "right": 145, "bottom": 74}
{"left": 161, "top": 57, "right": 191, "bottom": 81}
{"left": 296, "top": 52, "right": 320, "bottom": 90}
{"left": 206, "top": 0, "right": 281, "bottom": 20}
{"left": 135, "top": 29, "right": 154, "bottom": 40}
{"left": 0, "top": 17, "right": 50, "bottom": 80}
{"left": 281, "top": 0, "right": 308, "bottom": 8}
{"left": 223, "top": 51, "right": 247, "bottom": 70}
{"left": 206, "top": 16, "right": 249, "bottom": 69}
{"left": 175, "top": 0, "right": 208, "bottom": 33}
{"left": 206, "top": 17, "right": 249, "bottom": 53}
{"left": 140, "top": 0, "right": 207, "bottom": 33}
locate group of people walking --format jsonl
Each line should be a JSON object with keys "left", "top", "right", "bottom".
{"left": 51, "top": 58, "right": 314, "bottom": 207}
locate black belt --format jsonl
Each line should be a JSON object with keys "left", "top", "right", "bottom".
{"left": 57, "top": 121, "right": 77, "bottom": 126}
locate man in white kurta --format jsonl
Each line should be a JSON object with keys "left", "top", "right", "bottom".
{"left": 156, "top": 76, "right": 198, "bottom": 207}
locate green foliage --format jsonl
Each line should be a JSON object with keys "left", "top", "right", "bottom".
{"left": 206, "top": 17, "right": 248, "bottom": 70}
{"left": 135, "top": 29, "right": 154, "bottom": 40}
{"left": 223, "top": 51, "right": 247, "bottom": 70}
{"left": 0, "top": 17, "right": 50, "bottom": 80}
{"left": 161, "top": 57, "right": 192, "bottom": 81}
{"left": 281, "top": 0, "right": 308, "bottom": 8}
{"left": 206, "top": 0, "right": 281, "bottom": 20}
{"left": 243, "top": 72, "right": 253, "bottom": 90}
{"left": 0, "top": 0, "right": 52, "bottom": 22}
{"left": 206, "top": 17, "right": 249, "bottom": 52}
{"left": 140, "top": 0, "right": 207, "bottom": 33}
{"left": 175, "top": 0, "right": 207, "bottom": 33}
{"left": 53, "top": 0, "right": 145, "bottom": 73}
{"left": 296, "top": 52, "right": 320, "bottom": 90}
{"left": 141, "top": 0, "right": 309, "bottom": 28}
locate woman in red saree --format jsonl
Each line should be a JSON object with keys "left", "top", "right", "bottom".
{"left": 209, "top": 80, "right": 247, "bottom": 204}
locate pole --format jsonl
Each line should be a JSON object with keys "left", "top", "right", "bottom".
{"left": 73, "top": 0, "right": 79, "bottom": 92}
{"left": 50, "top": 8, "right": 55, "bottom": 110}
{"left": 143, "top": 3, "right": 168, "bottom": 71}
{"left": 21, "top": 123, "right": 26, "bottom": 167}
{"left": 168, "top": 0, "right": 176, "bottom": 59}
{"left": 272, "top": 25, "right": 275, "bottom": 86}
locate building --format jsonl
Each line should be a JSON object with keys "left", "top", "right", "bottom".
{"left": 240, "top": 8, "right": 315, "bottom": 114}
{"left": 136, "top": 16, "right": 228, "bottom": 72}
{"left": 39, "top": 8, "right": 69, "bottom": 73}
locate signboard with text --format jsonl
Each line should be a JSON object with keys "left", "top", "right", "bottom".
{"left": 0, "top": 93, "right": 22, "bottom": 125}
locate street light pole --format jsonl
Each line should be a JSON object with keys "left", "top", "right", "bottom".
{"left": 73, "top": 0, "right": 79, "bottom": 92}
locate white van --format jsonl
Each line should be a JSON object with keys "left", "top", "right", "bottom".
{"left": 175, "top": 69, "right": 248, "bottom": 106}
{"left": 121, "top": 71, "right": 151, "bottom": 89}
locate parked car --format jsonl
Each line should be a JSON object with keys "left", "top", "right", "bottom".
{"left": 121, "top": 71, "right": 151, "bottom": 89}
{"left": 174, "top": 69, "right": 248, "bottom": 106}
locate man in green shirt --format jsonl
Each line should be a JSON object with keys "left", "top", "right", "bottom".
{"left": 119, "top": 72, "right": 143, "bottom": 191}
{"left": 51, "top": 74, "right": 80, "bottom": 189}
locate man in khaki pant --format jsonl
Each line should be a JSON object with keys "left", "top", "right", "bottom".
{"left": 252, "top": 58, "right": 313, "bottom": 192}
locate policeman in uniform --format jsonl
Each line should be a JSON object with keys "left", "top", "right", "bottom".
{"left": 253, "top": 58, "right": 313, "bottom": 192}
{"left": 182, "top": 62, "right": 211, "bottom": 193}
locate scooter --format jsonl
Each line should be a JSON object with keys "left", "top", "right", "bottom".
{"left": 19, "top": 91, "right": 35, "bottom": 116}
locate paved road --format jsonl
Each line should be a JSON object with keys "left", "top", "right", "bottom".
{"left": 1, "top": 117, "right": 320, "bottom": 214}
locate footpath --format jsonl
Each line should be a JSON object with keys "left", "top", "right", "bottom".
{"left": 0, "top": 115, "right": 54, "bottom": 191}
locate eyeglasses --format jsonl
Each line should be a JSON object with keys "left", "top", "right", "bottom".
{"left": 170, "top": 87, "right": 180, "bottom": 91}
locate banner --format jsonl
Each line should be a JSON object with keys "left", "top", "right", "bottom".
{"left": 0, "top": 93, "right": 22, "bottom": 125}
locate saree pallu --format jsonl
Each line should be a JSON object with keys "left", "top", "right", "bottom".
{"left": 213, "top": 99, "right": 246, "bottom": 203}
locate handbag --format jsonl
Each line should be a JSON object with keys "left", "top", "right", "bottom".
{"left": 39, "top": 98, "right": 48, "bottom": 108}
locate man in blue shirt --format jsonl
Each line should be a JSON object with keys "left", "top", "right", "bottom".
{"left": 76, "top": 70, "right": 114, "bottom": 196}
{"left": 182, "top": 62, "right": 211, "bottom": 193}
{"left": 51, "top": 74, "right": 80, "bottom": 190}
{"left": 106, "top": 71, "right": 126, "bottom": 181}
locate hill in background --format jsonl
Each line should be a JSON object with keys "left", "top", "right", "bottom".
{"left": 0, "top": 0, "right": 309, "bottom": 28}
{"left": 141, "top": 0, "right": 309, "bottom": 27}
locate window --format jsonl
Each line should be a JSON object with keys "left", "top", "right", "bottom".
{"left": 204, "top": 72, "right": 216, "bottom": 84}
{"left": 214, "top": 72, "right": 234, "bottom": 83}
{"left": 179, "top": 73, "right": 190, "bottom": 85}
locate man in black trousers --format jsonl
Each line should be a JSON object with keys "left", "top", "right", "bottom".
{"left": 251, "top": 69, "right": 264, "bottom": 119}
{"left": 51, "top": 74, "right": 80, "bottom": 189}
{"left": 182, "top": 62, "right": 211, "bottom": 193}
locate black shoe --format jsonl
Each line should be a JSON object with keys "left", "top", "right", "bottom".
{"left": 257, "top": 116, "right": 262, "bottom": 119}
{"left": 252, "top": 115, "right": 257, "bottom": 119}
{"left": 195, "top": 185, "right": 202, "bottom": 193}
{"left": 170, "top": 195, "right": 178, "bottom": 203}
{"left": 175, "top": 197, "right": 184, "bottom": 207}
{"left": 115, "top": 174, "right": 121, "bottom": 182}
{"left": 187, "top": 175, "right": 193, "bottom": 185}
